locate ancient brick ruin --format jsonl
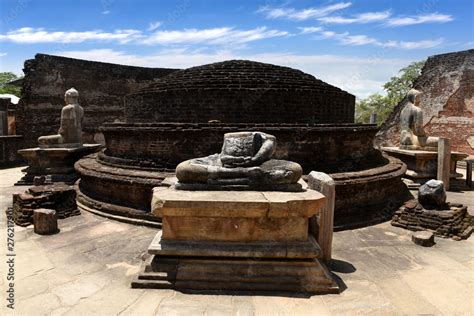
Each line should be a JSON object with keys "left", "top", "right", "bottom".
{"left": 15, "top": 53, "right": 178, "bottom": 150}
{"left": 376, "top": 49, "right": 474, "bottom": 155}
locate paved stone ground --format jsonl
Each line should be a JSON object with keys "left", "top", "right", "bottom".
{"left": 0, "top": 166, "right": 473, "bottom": 315}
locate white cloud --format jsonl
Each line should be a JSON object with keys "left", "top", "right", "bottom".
{"left": 298, "top": 27, "right": 322, "bottom": 34}
{"left": 318, "top": 11, "right": 391, "bottom": 24}
{"left": 0, "top": 27, "right": 142, "bottom": 44}
{"left": 56, "top": 48, "right": 411, "bottom": 98}
{"left": 0, "top": 26, "right": 288, "bottom": 46}
{"left": 101, "top": 10, "right": 110, "bottom": 15}
{"left": 257, "top": 2, "right": 352, "bottom": 21}
{"left": 308, "top": 27, "right": 443, "bottom": 49}
{"left": 387, "top": 13, "right": 453, "bottom": 27}
{"left": 141, "top": 27, "right": 289, "bottom": 45}
{"left": 398, "top": 38, "right": 444, "bottom": 49}
{"left": 0, "top": 52, "right": 6, "bottom": 57}
{"left": 147, "top": 21, "right": 162, "bottom": 31}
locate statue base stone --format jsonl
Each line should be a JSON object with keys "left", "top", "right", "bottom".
{"left": 132, "top": 183, "right": 339, "bottom": 294}
{"left": 392, "top": 199, "right": 473, "bottom": 240}
{"left": 16, "top": 144, "right": 101, "bottom": 185}
{"left": 382, "top": 147, "right": 468, "bottom": 186}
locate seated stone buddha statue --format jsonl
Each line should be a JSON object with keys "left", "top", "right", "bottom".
{"left": 400, "top": 89, "right": 438, "bottom": 151}
{"left": 175, "top": 131, "right": 303, "bottom": 191}
{"left": 38, "top": 88, "right": 84, "bottom": 148}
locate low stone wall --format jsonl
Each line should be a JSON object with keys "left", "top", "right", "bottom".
{"left": 11, "top": 184, "right": 79, "bottom": 226}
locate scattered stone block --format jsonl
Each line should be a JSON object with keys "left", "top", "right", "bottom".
{"left": 12, "top": 183, "right": 79, "bottom": 226}
{"left": 33, "top": 209, "right": 58, "bottom": 235}
{"left": 412, "top": 231, "right": 435, "bottom": 247}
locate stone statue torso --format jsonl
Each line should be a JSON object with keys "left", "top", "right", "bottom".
{"left": 60, "top": 103, "right": 84, "bottom": 144}
{"left": 221, "top": 132, "right": 261, "bottom": 157}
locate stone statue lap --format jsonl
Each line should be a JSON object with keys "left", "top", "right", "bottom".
{"left": 175, "top": 131, "right": 303, "bottom": 191}
{"left": 400, "top": 89, "right": 438, "bottom": 151}
{"left": 38, "top": 88, "right": 84, "bottom": 148}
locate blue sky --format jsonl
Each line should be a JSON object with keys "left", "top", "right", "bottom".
{"left": 0, "top": 0, "right": 472, "bottom": 98}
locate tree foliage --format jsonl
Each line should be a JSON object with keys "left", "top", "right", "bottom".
{"left": 0, "top": 72, "right": 22, "bottom": 96}
{"left": 355, "top": 60, "right": 425, "bottom": 125}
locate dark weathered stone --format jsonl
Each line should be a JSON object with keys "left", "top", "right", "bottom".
{"left": 418, "top": 179, "right": 447, "bottom": 209}
{"left": 175, "top": 132, "right": 303, "bottom": 191}
{"left": 412, "top": 231, "right": 435, "bottom": 247}
{"left": 33, "top": 208, "right": 58, "bottom": 235}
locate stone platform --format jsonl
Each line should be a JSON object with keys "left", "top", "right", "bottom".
{"left": 16, "top": 144, "right": 101, "bottom": 185}
{"left": 132, "top": 185, "right": 339, "bottom": 294}
{"left": 382, "top": 147, "right": 468, "bottom": 184}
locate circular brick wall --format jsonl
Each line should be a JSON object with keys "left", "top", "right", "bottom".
{"left": 124, "top": 60, "right": 355, "bottom": 124}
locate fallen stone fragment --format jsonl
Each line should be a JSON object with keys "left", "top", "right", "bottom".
{"left": 412, "top": 231, "right": 435, "bottom": 247}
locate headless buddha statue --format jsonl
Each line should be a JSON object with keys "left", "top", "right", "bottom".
{"left": 38, "top": 88, "right": 84, "bottom": 148}
{"left": 400, "top": 89, "right": 438, "bottom": 151}
{"left": 175, "top": 131, "right": 303, "bottom": 191}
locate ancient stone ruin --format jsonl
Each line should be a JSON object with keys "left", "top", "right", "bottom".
{"left": 392, "top": 180, "right": 473, "bottom": 239}
{"left": 376, "top": 49, "right": 474, "bottom": 155}
{"left": 75, "top": 59, "right": 408, "bottom": 230}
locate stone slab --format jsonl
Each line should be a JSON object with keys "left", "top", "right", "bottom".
{"left": 16, "top": 144, "right": 102, "bottom": 185}
{"left": 148, "top": 230, "right": 321, "bottom": 259}
{"left": 151, "top": 184, "right": 325, "bottom": 218}
{"left": 162, "top": 216, "right": 308, "bottom": 242}
{"left": 382, "top": 146, "right": 468, "bottom": 182}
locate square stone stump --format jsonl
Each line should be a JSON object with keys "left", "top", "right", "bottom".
{"left": 382, "top": 147, "right": 468, "bottom": 185}
{"left": 132, "top": 185, "right": 339, "bottom": 295}
{"left": 16, "top": 144, "right": 101, "bottom": 185}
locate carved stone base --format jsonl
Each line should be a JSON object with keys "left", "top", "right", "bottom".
{"left": 132, "top": 232, "right": 339, "bottom": 294}
{"left": 132, "top": 184, "right": 339, "bottom": 295}
{"left": 16, "top": 144, "right": 101, "bottom": 185}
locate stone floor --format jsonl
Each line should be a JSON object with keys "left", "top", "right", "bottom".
{"left": 0, "top": 166, "right": 473, "bottom": 315}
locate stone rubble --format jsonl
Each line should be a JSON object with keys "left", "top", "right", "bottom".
{"left": 10, "top": 183, "right": 79, "bottom": 226}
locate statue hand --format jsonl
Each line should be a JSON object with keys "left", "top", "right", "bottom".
{"left": 221, "top": 156, "right": 252, "bottom": 167}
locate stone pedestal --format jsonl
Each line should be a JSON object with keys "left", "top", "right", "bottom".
{"left": 132, "top": 183, "right": 339, "bottom": 294}
{"left": 382, "top": 147, "right": 467, "bottom": 185}
{"left": 16, "top": 144, "right": 101, "bottom": 185}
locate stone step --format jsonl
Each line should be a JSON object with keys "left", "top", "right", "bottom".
{"left": 132, "top": 255, "right": 339, "bottom": 294}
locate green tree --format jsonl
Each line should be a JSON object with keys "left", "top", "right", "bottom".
{"left": 0, "top": 72, "right": 22, "bottom": 96}
{"left": 355, "top": 60, "right": 425, "bottom": 125}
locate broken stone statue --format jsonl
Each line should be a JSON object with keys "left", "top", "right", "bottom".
{"left": 175, "top": 131, "right": 303, "bottom": 191}
{"left": 399, "top": 89, "right": 439, "bottom": 151}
